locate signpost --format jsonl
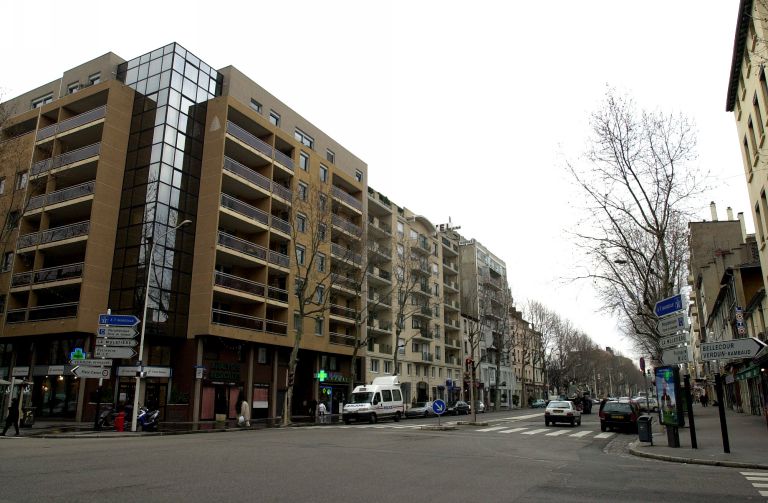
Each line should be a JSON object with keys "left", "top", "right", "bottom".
{"left": 654, "top": 294, "right": 685, "bottom": 318}
{"left": 94, "top": 346, "right": 137, "bottom": 359}
{"left": 95, "top": 338, "right": 138, "bottom": 347}
{"left": 660, "top": 333, "right": 688, "bottom": 349}
{"left": 97, "top": 326, "right": 138, "bottom": 339}
{"left": 701, "top": 338, "right": 766, "bottom": 361}
{"left": 432, "top": 399, "right": 446, "bottom": 426}
{"left": 98, "top": 314, "right": 140, "bottom": 326}
{"left": 71, "top": 366, "right": 111, "bottom": 379}
{"left": 657, "top": 314, "right": 689, "bottom": 337}
{"left": 662, "top": 347, "right": 690, "bottom": 365}
{"left": 69, "top": 358, "right": 113, "bottom": 367}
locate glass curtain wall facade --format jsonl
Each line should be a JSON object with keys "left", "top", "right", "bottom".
{"left": 111, "top": 43, "right": 222, "bottom": 337}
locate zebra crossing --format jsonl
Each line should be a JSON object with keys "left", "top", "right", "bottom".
{"left": 739, "top": 471, "right": 768, "bottom": 499}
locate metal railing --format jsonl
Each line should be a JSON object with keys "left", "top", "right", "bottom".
{"left": 268, "top": 250, "right": 290, "bottom": 268}
{"left": 332, "top": 214, "right": 362, "bottom": 236}
{"left": 11, "top": 262, "right": 84, "bottom": 287}
{"left": 331, "top": 186, "right": 363, "bottom": 212}
{"left": 368, "top": 216, "right": 392, "bottom": 235}
{"left": 212, "top": 308, "right": 267, "bottom": 333}
{"left": 367, "top": 293, "right": 392, "bottom": 307}
{"left": 272, "top": 183, "right": 292, "bottom": 201}
{"left": 220, "top": 194, "right": 269, "bottom": 226}
{"left": 378, "top": 344, "right": 393, "bottom": 354}
{"left": 6, "top": 302, "right": 79, "bottom": 323}
{"left": 36, "top": 106, "right": 106, "bottom": 141}
{"left": 441, "top": 237, "right": 459, "bottom": 253}
{"left": 18, "top": 221, "right": 90, "bottom": 249}
{"left": 223, "top": 157, "right": 271, "bottom": 191}
{"left": 214, "top": 271, "right": 266, "bottom": 297}
{"left": 267, "top": 286, "right": 289, "bottom": 303}
{"left": 331, "top": 243, "right": 362, "bottom": 264}
{"left": 26, "top": 181, "right": 95, "bottom": 211}
{"left": 226, "top": 121, "right": 273, "bottom": 158}
{"left": 270, "top": 214, "right": 291, "bottom": 235}
{"left": 217, "top": 232, "right": 267, "bottom": 261}
{"left": 331, "top": 273, "right": 357, "bottom": 289}
{"left": 421, "top": 353, "right": 434, "bottom": 362}
{"left": 273, "top": 150, "right": 294, "bottom": 171}
{"left": 329, "top": 332, "right": 356, "bottom": 346}
{"left": 330, "top": 304, "right": 356, "bottom": 319}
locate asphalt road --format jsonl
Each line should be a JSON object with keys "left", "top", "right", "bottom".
{"left": 0, "top": 409, "right": 761, "bottom": 502}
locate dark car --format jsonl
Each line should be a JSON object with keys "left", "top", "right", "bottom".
{"left": 599, "top": 399, "right": 640, "bottom": 432}
{"left": 447, "top": 400, "right": 470, "bottom": 415}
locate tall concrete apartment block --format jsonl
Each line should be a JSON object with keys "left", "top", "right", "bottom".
{"left": 364, "top": 188, "right": 463, "bottom": 405}
{"left": 726, "top": 0, "right": 768, "bottom": 340}
{"left": 0, "top": 43, "right": 367, "bottom": 422}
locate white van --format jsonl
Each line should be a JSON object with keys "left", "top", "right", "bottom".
{"left": 342, "top": 375, "right": 405, "bottom": 424}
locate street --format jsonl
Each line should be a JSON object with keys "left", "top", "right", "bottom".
{"left": 0, "top": 409, "right": 759, "bottom": 502}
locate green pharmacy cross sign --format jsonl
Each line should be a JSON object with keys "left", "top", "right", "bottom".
{"left": 316, "top": 370, "right": 328, "bottom": 382}
{"left": 70, "top": 348, "right": 86, "bottom": 360}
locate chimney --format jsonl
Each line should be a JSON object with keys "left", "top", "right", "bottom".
{"left": 710, "top": 202, "right": 718, "bottom": 221}
{"left": 727, "top": 207, "right": 734, "bottom": 220}
{"left": 738, "top": 212, "right": 747, "bottom": 241}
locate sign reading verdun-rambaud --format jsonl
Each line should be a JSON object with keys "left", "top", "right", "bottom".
{"left": 701, "top": 338, "right": 766, "bottom": 360}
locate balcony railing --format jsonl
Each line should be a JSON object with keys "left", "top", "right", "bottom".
{"left": 368, "top": 242, "right": 391, "bottom": 258}
{"left": 272, "top": 183, "right": 292, "bottom": 201}
{"left": 32, "top": 142, "right": 101, "bottom": 177}
{"left": 368, "top": 216, "right": 392, "bottom": 235}
{"left": 332, "top": 185, "right": 363, "bottom": 212}
{"left": 270, "top": 214, "right": 292, "bottom": 235}
{"left": 223, "top": 156, "right": 271, "bottom": 191}
{"left": 331, "top": 273, "right": 357, "bottom": 289}
{"left": 267, "top": 286, "right": 289, "bottom": 303}
{"left": 441, "top": 237, "right": 459, "bottom": 254}
{"left": 367, "top": 293, "right": 392, "bottom": 307}
{"left": 6, "top": 302, "right": 79, "bottom": 323}
{"left": 214, "top": 271, "right": 266, "bottom": 297}
{"left": 331, "top": 243, "right": 362, "bottom": 264}
{"left": 26, "top": 181, "right": 95, "bottom": 211}
{"left": 268, "top": 250, "right": 290, "bottom": 268}
{"left": 273, "top": 150, "right": 294, "bottom": 171}
{"left": 221, "top": 194, "right": 269, "bottom": 226}
{"left": 330, "top": 304, "right": 356, "bottom": 319}
{"left": 17, "top": 221, "right": 90, "bottom": 249}
{"left": 378, "top": 344, "right": 393, "bottom": 354}
{"left": 226, "top": 121, "right": 273, "bottom": 158}
{"left": 36, "top": 106, "right": 106, "bottom": 141}
{"left": 330, "top": 332, "right": 356, "bottom": 347}
{"left": 421, "top": 353, "right": 434, "bottom": 362}
{"left": 11, "top": 262, "right": 84, "bottom": 288}
{"left": 217, "top": 232, "right": 267, "bottom": 262}
{"left": 211, "top": 308, "right": 287, "bottom": 335}
{"left": 332, "top": 214, "right": 362, "bottom": 237}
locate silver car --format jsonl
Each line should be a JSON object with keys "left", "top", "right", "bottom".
{"left": 405, "top": 401, "right": 436, "bottom": 418}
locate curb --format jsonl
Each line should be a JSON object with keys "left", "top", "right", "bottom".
{"left": 628, "top": 441, "right": 768, "bottom": 470}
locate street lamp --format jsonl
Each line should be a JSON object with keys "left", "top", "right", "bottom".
{"left": 131, "top": 219, "right": 192, "bottom": 431}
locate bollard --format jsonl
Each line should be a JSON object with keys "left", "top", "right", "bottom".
{"left": 115, "top": 411, "right": 125, "bottom": 432}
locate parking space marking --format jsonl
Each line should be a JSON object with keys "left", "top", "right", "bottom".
{"left": 521, "top": 428, "right": 549, "bottom": 435}
{"left": 570, "top": 430, "right": 592, "bottom": 438}
{"left": 500, "top": 427, "right": 529, "bottom": 434}
{"left": 544, "top": 430, "right": 569, "bottom": 436}
{"left": 593, "top": 432, "right": 615, "bottom": 439}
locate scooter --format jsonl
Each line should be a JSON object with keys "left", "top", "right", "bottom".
{"left": 96, "top": 405, "right": 115, "bottom": 429}
{"left": 137, "top": 406, "right": 160, "bottom": 432}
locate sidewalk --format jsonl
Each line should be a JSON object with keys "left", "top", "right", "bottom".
{"left": 630, "top": 403, "right": 768, "bottom": 469}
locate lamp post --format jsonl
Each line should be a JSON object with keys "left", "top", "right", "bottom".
{"left": 131, "top": 219, "right": 191, "bottom": 432}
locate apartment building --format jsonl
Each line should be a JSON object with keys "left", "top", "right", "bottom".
{"left": 363, "top": 188, "right": 463, "bottom": 405}
{"left": 0, "top": 43, "right": 367, "bottom": 423}
{"left": 458, "top": 238, "right": 514, "bottom": 408}
{"left": 508, "top": 307, "right": 545, "bottom": 405}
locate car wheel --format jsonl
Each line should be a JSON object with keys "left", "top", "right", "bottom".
{"left": 369, "top": 413, "right": 377, "bottom": 424}
{"left": 394, "top": 412, "right": 401, "bottom": 422}
{"left": 570, "top": 418, "right": 575, "bottom": 427}
{"left": 423, "top": 411, "right": 429, "bottom": 418}
{"left": 600, "top": 422, "right": 606, "bottom": 432}
{"left": 577, "top": 417, "right": 582, "bottom": 426}
{"left": 545, "top": 419, "right": 550, "bottom": 426}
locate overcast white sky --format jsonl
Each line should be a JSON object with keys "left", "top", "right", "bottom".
{"left": 2, "top": 1, "right": 750, "bottom": 359}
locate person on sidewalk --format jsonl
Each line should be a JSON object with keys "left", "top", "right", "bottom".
{"left": 317, "top": 401, "right": 327, "bottom": 424}
{"left": 237, "top": 393, "right": 251, "bottom": 427}
{"left": 2, "top": 398, "right": 20, "bottom": 436}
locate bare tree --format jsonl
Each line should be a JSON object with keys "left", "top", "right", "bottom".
{"left": 524, "top": 300, "right": 557, "bottom": 400}
{"left": 567, "top": 90, "right": 701, "bottom": 358}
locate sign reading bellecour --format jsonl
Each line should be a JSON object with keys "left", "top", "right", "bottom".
{"left": 701, "top": 338, "right": 766, "bottom": 360}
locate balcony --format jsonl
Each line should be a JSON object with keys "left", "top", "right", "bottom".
{"left": 368, "top": 216, "right": 391, "bottom": 235}
{"left": 443, "top": 280, "right": 458, "bottom": 292}
{"left": 36, "top": 106, "right": 106, "bottom": 141}
{"left": 367, "top": 267, "right": 391, "bottom": 284}
{"left": 421, "top": 353, "right": 434, "bottom": 362}
{"left": 26, "top": 181, "right": 95, "bottom": 212}
{"left": 221, "top": 194, "right": 269, "bottom": 227}
{"left": 445, "top": 338, "right": 461, "bottom": 349}
{"left": 331, "top": 185, "right": 363, "bottom": 213}
{"left": 377, "top": 344, "right": 393, "bottom": 354}
{"left": 331, "top": 273, "right": 358, "bottom": 290}
{"left": 412, "top": 305, "right": 432, "bottom": 318}
{"left": 411, "top": 261, "right": 431, "bottom": 275}
{"left": 330, "top": 332, "right": 356, "bottom": 347}
{"left": 223, "top": 157, "right": 292, "bottom": 202}
{"left": 330, "top": 304, "right": 357, "bottom": 320}
{"left": 217, "top": 232, "right": 267, "bottom": 263}
{"left": 31, "top": 143, "right": 100, "bottom": 177}
{"left": 367, "top": 319, "right": 392, "bottom": 333}
{"left": 268, "top": 250, "right": 290, "bottom": 269}
{"left": 267, "top": 285, "right": 289, "bottom": 303}
{"left": 444, "top": 318, "right": 461, "bottom": 330}
{"left": 211, "top": 308, "right": 287, "bottom": 335}
{"left": 414, "top": 238, "right": 431, "bottom": 255}
{"left": 413, "top": 328, "right": 432, "bottom": 340}
{"left": 332, "top": 214, "right": 362, "bottom": 237}
{"left": 214, "top": 271, "right": 266, "bottom": 298}
{"left": 270, "top": 214, "right": 291, "bottom": 235}
{"left": 444, "top": 299, "right": 460, "bottom": 311}
{"left": 331, "top": 242, "right": 362, "bottom": 265}
{"left": 226, "top": 121, "right": 294, "bottom": 171}
{"left": 481, "top": 273, "right": 503, "bottom": 290}
{"left": 6, "top": 302, "right": 79, "bottom": 323}
{"left": 442, "top": 261, "right": 458, "bottom": 274}
{"left": 368, "top": 242, "right": 391, "bottom": 260}
{"left": 367, "top": 293, "right": 392, "bottom": 308}
{"left": 11, "top": 262, "right": 84, "bottom": 288}
{"left": 17, "top": 221, "right": 90, "bottom": 250}
{"left": 441, "top": 237, "right": 459, "bottom": 256}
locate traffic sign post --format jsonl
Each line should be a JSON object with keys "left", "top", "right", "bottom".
{"left": 97, "top": 326, "right": 138, "bottom": 339}
{"left": 662, "top": 347, "right": 690, "bottom": 366}
{"left": 94, "top": 346, "right": 137, "bottom": 359}
{"left": 95, "top": 338, "right": 138, "bottom": 347}
{"left": 660, "top": 333, "right": 689, "bottom": 349}
{"left": 657, "top": 314, "right": 689, "bottom": 337}
{"left": 654, "top": 294, "right": 685, "bottom": 318}
{"left": 71, "top": 366, "right": 111, "bottom": 379}
{"left": 98, "top": 314, "right": 140, "bottom": 326}
{"left": 432, "top": 399, "right": 446, "bottom": 426}
{"left": 700, "top": 338, "right": 766, "bottom": 361}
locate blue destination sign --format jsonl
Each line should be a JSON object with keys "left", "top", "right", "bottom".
{"left": 654, "top": 294, "right": 685, "bottom": 318}
{"left": 98, "top": 314, "right": 140, "bottom": 326}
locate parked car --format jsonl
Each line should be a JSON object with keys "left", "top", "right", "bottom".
{"left": 447, "top": 400, "right": 470, "bottom": 415}
{"left": 531, "top": 399, "right": 547, "bottom": 408}
{"left": 599, "top": 399, "right": 640, "bottom": 432}
{"left": 544, "top": 400, "right": 582, "bottom": 426}
{"left": 405, "top": 401, "right": 436, "bottom": 418}
{"left": 633, "top": 396, "right": 658, "bottom": 412}
{"left": 474, "top": 401, "right": 486, "bottom": 413}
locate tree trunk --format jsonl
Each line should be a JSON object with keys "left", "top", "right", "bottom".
{"left": 282, "top": 328, "right": 303, "bottom": 426}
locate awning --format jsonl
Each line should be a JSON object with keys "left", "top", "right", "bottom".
{"left": 736, "top": 364, "right": 762, "bottom": 381}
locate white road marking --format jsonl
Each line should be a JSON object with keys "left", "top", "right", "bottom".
{"left": 545, "top": 430, "right": 569, "bottom": 436}
{"left": 570, "top": 430, "right": 592, "bottom": 438}
{"left": 745, "top": 477, "right": 768, "bottom": 481}
{"left": 750, "top": 483, "right": 768, "bottom": 488}
{"left": 476, "top": 426, "right": 510, "bottom": 432}
{"left": 501, "top": 413, "right": 542, "bottom": 421}
{"left": 593, "top": 432, "right": 615, "bottom": 439}
{"left": 521, "top": 428, "right": 549, "bottom": 435}
{"left": 741, "top": 472, "right": 768, "bottom": 476}
{"left": 500, "top": 427, "right": 529, "bottom": 434}
{"left": 758, "top": 490, "right": 768, "bottom": 497}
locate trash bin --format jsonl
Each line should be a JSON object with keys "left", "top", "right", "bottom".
{"left": 637, "top": 415, "right": 653, "bottom": 443}
{"left": 115, "top": 411, "right": 125, "bottom": 432}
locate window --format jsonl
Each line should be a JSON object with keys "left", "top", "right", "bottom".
{"left": 318, "top": 223, "right": 326, "bottom": 241}
{"left": 0, "top": 178, "right": 5, "bottom": 195}
{"left": 294, "top": 128, "right": 314, "bottom": 149}
{"left": 412, "top": 342, "right": 419, "bottom": 352}
{"left": 397, "top": 221, "right": 404, "bottom": 238}
{"left": 316, "top": 285, "right": 325, "bottom": 303}
{"left": 317, "top": 253, "right": 326, "bottom": 272}
{"left": 0, "top": 295, "right": 5, "bottom": 314}
{"left": 15, "top": 171, "right": 28, "bottom": 191}
{"left": 296, "top": 213, "right": 307, "bottom": 233}
{"left": 431, "top": 367, "right": 436, "bottom": 378}
{"left": 755, "top": 93, "right": 766, "bottom": 139}
{"left": 410, "top": 229, "right": 418, "bottom": 240}
{"left": 384, "top": 361, "right": 392, "bottom": 374}
{"left": 319, "top": 193, "right": 327, "bottom": 211}
{"left": 250, "top": 99, "right": 262, "bottom": 113}
{"left": 67, "top": 82, "right": 80, "bottom": 94}
{"left": 415, "top": 365, "right": 420, "bottom": 377}
{"left": 299, "top": 151, "right": 309, "bottom": 171}
{"left": 31, "top": 93, "right": 53, "bottom": 109}
{"left": 257, "top": 347, "right": 268, "bottom": 364}
{"left": 407, "top": 363, "right": 412, "bottom": 375}
{"left": 315, "top": 318, "right": 324, "bottom": 336}
{"left": 88, "top": 73, "right": 101, "bottom": 85}
{"left": 296, "top": 245, "right": 306, "bottom": 265}
{"left": 319, "top": 165, "right": 328, "bottom": 183}
{"left": 370, "top": 359, "right": 379, "bottom": 372}
{"left": 355, "top": 169, "right": 363, "bottom": 182}
{"left": 269, "top": 111, "right": 280, "bottom": 126}
{"left": 326, "top": 149, "right": 335, "bottom": 163}
{"left": 435, "top": 346, "right": 441, "bottom": 360}
{"left": 329, "top": 356, "right": 338, "bottom": 371}
{"left": 1, "top": 252, "right": 12, "bottom": 272}
{"left": 298, "top": 182, "right": 308, "bottom": 201}
{"left": 397, "top": 244, "right": 404, "bottom": 257}
{"left": 6, "top": 211, "right": 19, "bottom": 230}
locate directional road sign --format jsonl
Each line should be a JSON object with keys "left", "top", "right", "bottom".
{"left": 657, "top": 314, "right": 689, "bottom": 337}
{"left": 660, "top": 333, "right": 689, "bottom": 349}
{"left": 97, "top": 326, "right": 138, "bottom": 339}
{"left": 662, "top": 346, "right": 690, "bottom": 365}
{"left": 98, "top": 314, "right": 140, "bottom": 326}
{"left": 701, "top": 338, "right": 767, "bottom": 361}
{"left": 71, "top": 366, "right": 111, "bottom": 379}
{"left": 69, "top": 358, "right": 113, "bottom": 367}
{"left": 432, "top": 399, "right": 446, "bottom": 416}
{"left": 654, "top": 294, "right": 685, "bottom": 318}
{"left": 96, "top": 338, "right": 137, "bottom": 347}
{"left": 94, "top": 346, "right": 137, "bottom": 359}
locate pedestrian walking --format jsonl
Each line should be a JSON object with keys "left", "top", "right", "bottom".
{"left": 2, "top": 398, "right": 20, "bottom": 436}
{"left": 317, "top": 401, "right": 327, "bottom": 424}
{"left": 237, "top": 393, "right": 250, "bottom": 427}
{"left": 702, "top": 392, "right": 709, "bottom": 407}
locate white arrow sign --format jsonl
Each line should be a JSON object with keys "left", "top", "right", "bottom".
{"left": 701, "top": 338, "right": 767, "bottom": 360}
{"left": 94, "top": 346, "right": 137, "bottom": 359}
{"left": 662, "top": 346, "right": 690, "bottom": 365}
{"left": 69, "top": 358, "right": 113, "bottom": 367}
{"left": 657, "top": 314, "right": 689, "bottom": 337}
{"left": 71, "top": 366, "right": 111, "bottom": 379}
{"left": 660, "top": 333, "right": 689, "bottom": 349}
{"left": 96, "top": 338, "right": 137, "bottom": 347}
{"left": 97, "top": 326, "right": 138, "bottom": 339}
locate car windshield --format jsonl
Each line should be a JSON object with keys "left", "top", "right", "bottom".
{"left": 351, "top": 392, "right": 373, "bottom": 404}
{"left": 548, "top": 401, "right": 571, "bottom": 408}
{"left": 603, "top": 403, "right": 631, "bottom": 413}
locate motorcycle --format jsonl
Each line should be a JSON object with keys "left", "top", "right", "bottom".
{"left": 96, "top": 405, "right": 115, "bottom": 429}
{"left": 137, "top": 406, "right": 160, "bottom": 432}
